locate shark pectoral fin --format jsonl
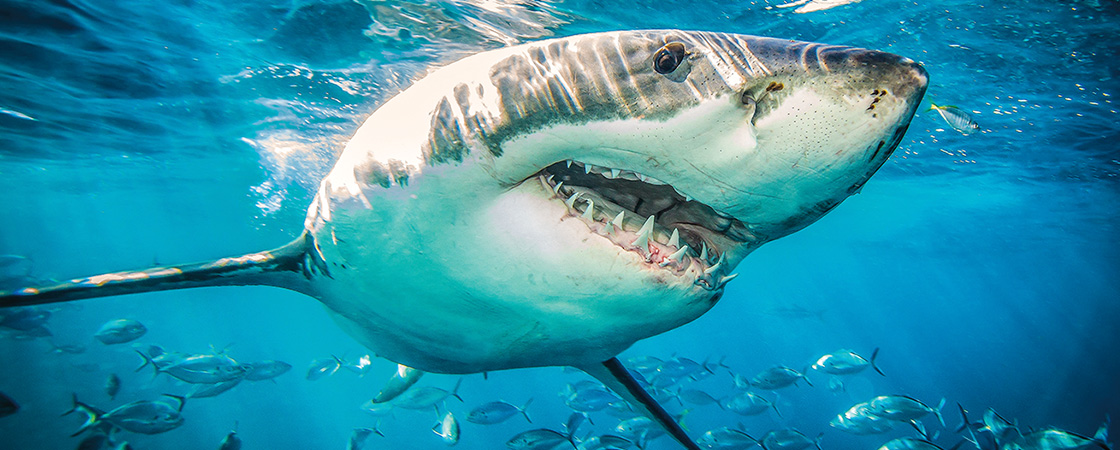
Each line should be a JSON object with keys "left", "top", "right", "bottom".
{"left": 576, "top": 358, "right": 700, "bottom": 450}
{"left": 0, "top": 233, "right": 319, "bottom": 308}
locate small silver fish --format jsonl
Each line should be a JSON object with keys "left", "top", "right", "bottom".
{"left": 750, "top": 366, "right": 813, "bottom": 390}
{"left": 188, "top": 376, "right": 243, "bottom": 398}
{"left": 561, "top": 382, "right": 620, "bottom": 412}
{"left": 467, "top": 399, "right": 533, "bottom": 425}
{"left": 372, "top": 364, "right": 424, "bottom": 403}
{"left": 393, "top": 379, "right": 463, "bottom": 410}
{"left": 341, "top": 354, "right": 373, "bottom": 377}
{"left": 243, "top": 360, "right": 291, "bottom": 381}
{"left": 506, "top": 428, "right": 572, "bottom": 450}
{"left": 105, "top": 374, "right": 121, "bottom": 400}
{"left": 813, "top": 348, "right": 884, "bottom": 376}
{"left": 155, "top": 354, "right": 246, "bottom": 384}
{"left": 929, "top": 103, "right": 981, "bottom": 135}
{"left": 867, "top": 395, "right": 946, "bottom": 426}
{"left": 94, "top": 319, "right": 147, "bottom": 345}
{"left": 576, "top": 434, "right": 633, "bottom": 450}
{"left": 1002, "top": 418, "right": 1111, "bottom": 450}
{"left": 432, "top": 411, "right": 460, "bottom": 446}
{"left": 760, "top": 429, "right": 822, "bottom": 450}
{"left": 831, "top": 411, "right": 897, "bottom": 435}
{"left": 359, "top": 400, "right": 396, "bottom": 418}
{"left": 615, "top": 416, "right": 665, "bottom": 444}
{"left": 50, "top": 342, "right": 87, "bottom": 354}
{"left": 306, "top": 356, "right": 343, "bottom": 381}
{"left": 722, "top": 391, "right": 780, "bottom": 417}
{"left": 68, "top": 394, "right": 185, "bottom": 435}
{"left": 697, "top": 426, "right": 756, "bottom": 449}
{"left": 0, "top": 308, "right": 50, "bottom": 331}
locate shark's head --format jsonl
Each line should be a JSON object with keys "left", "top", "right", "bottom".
{"left": 307, "top": 30, "right": 927, "bottom": 373}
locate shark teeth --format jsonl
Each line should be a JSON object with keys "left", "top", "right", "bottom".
{"left": 538, "top": 160, "right": 742, "bottom": 290}
{"left": 703, "top": 253, "right": 725, "bottom": 275}
{"left": 581, "top": 200, "right": 595, "bottom": 221}
{"left": 659, "top": 245, "right": 690, "bottom": 267}
{"left": 716, "top": 273, "right": 739, "bottom": 289}
{"left": 564, "top": 192, "right": 583, "bottom": 210}
{"left": 573, "top": 161, "right": 670, "bottom": 185}
{"left": 603, "top": 210, "right": 625, "bottom": 235}
{"left": 631, "top": 215, "right": 655, "bottom": 249}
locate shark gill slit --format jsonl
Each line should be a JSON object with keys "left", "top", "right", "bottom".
{"left": 0, "top": 233, "right": 319, "bottom": 308}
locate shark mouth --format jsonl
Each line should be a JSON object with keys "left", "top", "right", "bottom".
{"left": 531, "top": 160, "right": 754, "bottom": 291}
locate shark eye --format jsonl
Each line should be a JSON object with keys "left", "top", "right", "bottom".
{"left": 653, "top": 42, "right": 686, "bottom": 74}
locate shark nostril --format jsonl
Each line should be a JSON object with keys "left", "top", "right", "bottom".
{"left": 740, "top": 91, "right": 759, "bottom": 124}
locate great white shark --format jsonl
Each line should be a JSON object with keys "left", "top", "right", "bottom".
{"left": 0, "top": 30, "right": 927, "bottom": 448}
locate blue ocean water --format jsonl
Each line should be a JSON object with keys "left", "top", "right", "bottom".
{"left": 0, "top": 0, "right": 1117, "bottom": 449}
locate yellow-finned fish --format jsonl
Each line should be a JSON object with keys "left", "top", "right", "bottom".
{"left": 930, "top": 102, "right": 981, "bottom": 135}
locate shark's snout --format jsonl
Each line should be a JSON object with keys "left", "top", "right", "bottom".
{"left": 831, "top": 47, "right": 930, "bottom": 98}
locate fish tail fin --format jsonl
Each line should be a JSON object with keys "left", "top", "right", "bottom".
{"left": 134, "top": 350, "right": 154, "bottom": 373}
{"left": 520, "top": 397, "right": 533, "bottom": 423}
{"left": 935, "top": 398, "right": 947, "bottom": 427}
{"left": 0, "top": 234, "right": 318, "bottom": 309}
{"left": 676, "top": 409, "right": 692, "bottom": 432}
{"left": 801, "top": 366, "right": 814, "bottom": 387}
{"left": 576, "top": 358, "right": 702, "bottom": 450}
{"left": 163, "top": 394, "right": 187, "bottom": 412}
{"left": 927, "top": 102, "right": 940, "bottom": 111}
{"left": 771, "top": 396, "right": 783, "bottom": 418}
{"left": 870, "top": 347, "right": 885, "bottom": 376}
{"left": 450, "top": 378, "right": 464, "bottom": 402}
{"left": 373, "top": 420, "right": 385, "bottom": 437}
{"left": 955, "top": 403, "right": 970, "bottom": 433}
{"left": 65, "top": 394, "right": 101, "bottom": 437}
{"left": 814, "top": 432, "right": 824, "bottom": 450}
{"left": 911, "top": 419, "right": 929, "bottom": 440}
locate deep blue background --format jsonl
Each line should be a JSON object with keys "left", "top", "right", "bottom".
{"left": 1, "top": 0, "right": 1117, "bottom": 448}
